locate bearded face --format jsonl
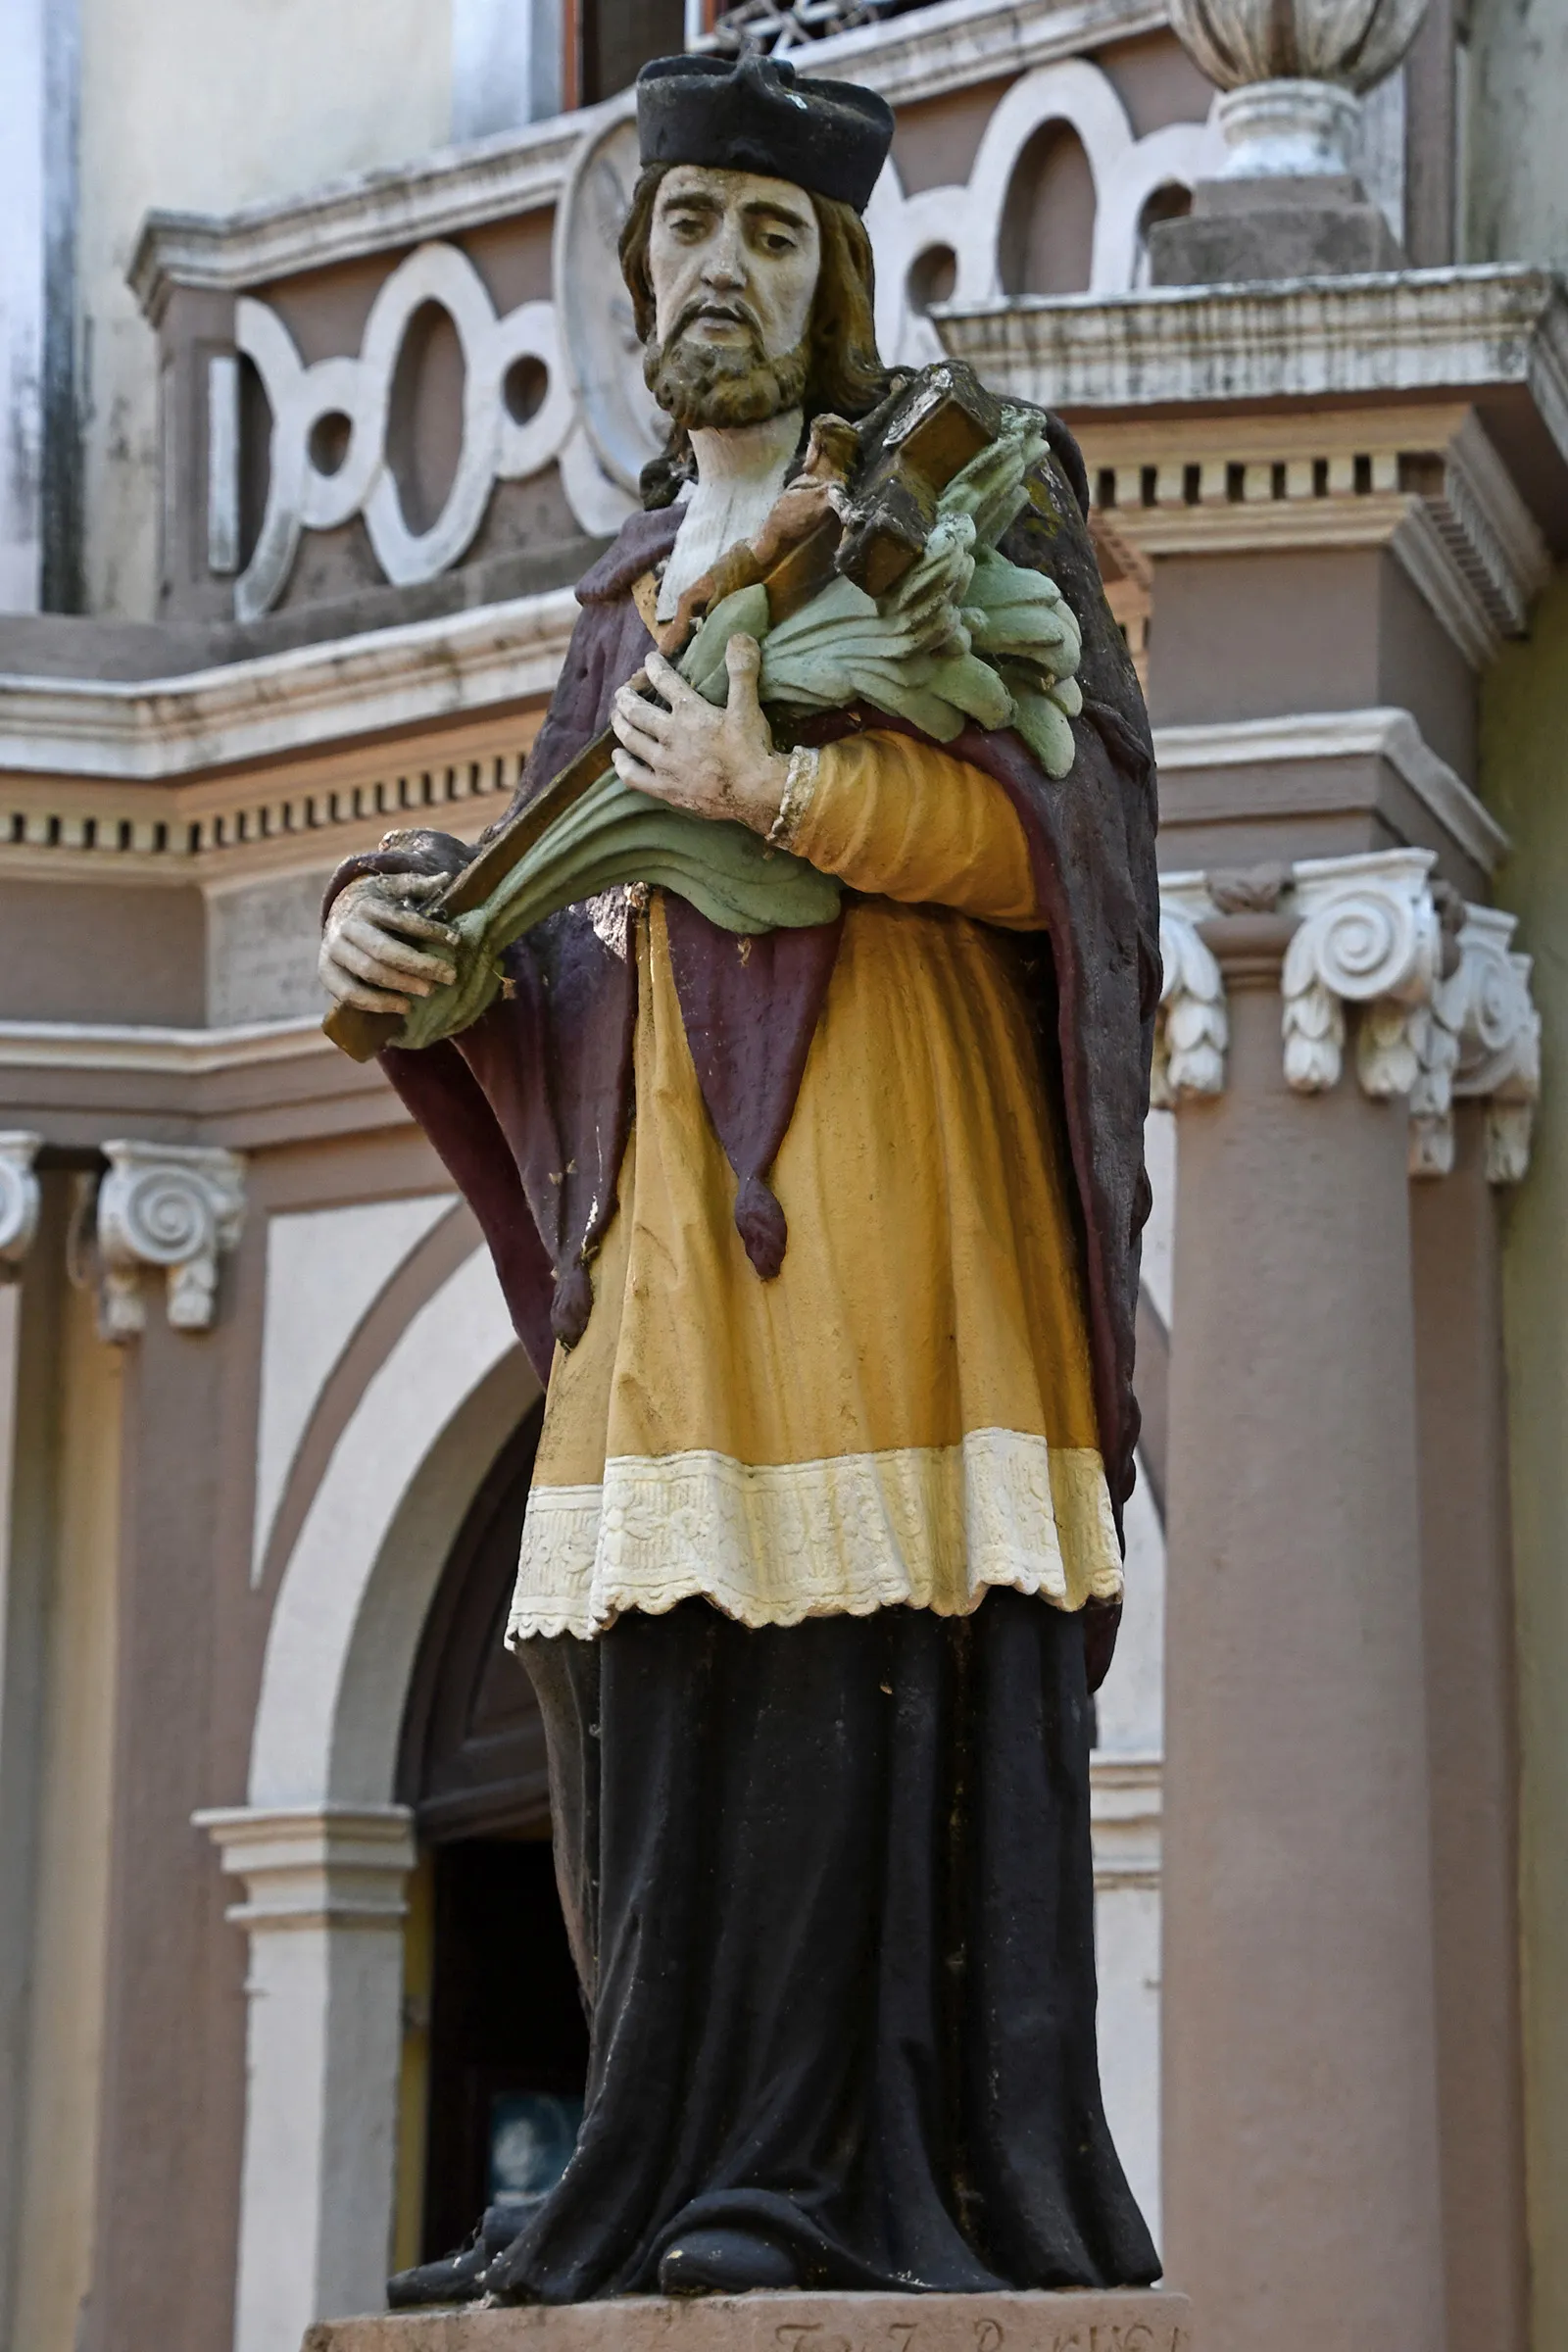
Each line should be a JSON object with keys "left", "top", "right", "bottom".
{"left": 643, "top": 165, "right": 822, "bottom": 431}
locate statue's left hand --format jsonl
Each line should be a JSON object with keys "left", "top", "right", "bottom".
{"left": 609, "top": 639, "right": 789, "bottom": 835}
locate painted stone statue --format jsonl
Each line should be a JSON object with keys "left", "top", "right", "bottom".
{"left": 319, "top": 49, "right": 1161, "bottom": 2305}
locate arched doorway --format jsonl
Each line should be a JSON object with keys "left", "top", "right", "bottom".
{"left": 395, "top": 1405, "right": 588, "bottom": 2264}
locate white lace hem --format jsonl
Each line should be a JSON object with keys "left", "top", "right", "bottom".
{"left": 506, "top": 1427, "right": 1123, "bottom": 1643}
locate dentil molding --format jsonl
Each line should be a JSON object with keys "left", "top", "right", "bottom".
{"left": 0, "top": 1133, "right": 42, "bottom": 1278}
{"left": 79, "top": 1141, "right": 248, "bottom": 1342}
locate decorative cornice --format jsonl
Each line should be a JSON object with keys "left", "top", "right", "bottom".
{"left": 937, "top": 267, "right": 1568, "bottom": 471}
{"left": 1153, "top": 873, "right": 1229, "bottom": 1106}
{"left": 1152, "top": 704, "right": 1509, "bottom": 878}
{"left": 0, "top": 586, "right": 576, "bottom": 781}
{"left": 195, "top": 1804, "right": 416, "bottom": 1933}
{"left": 0, "top": 1133, "right": 42, "bottom": 1277}
{"left": 1081, "top": 403, "right": 1549, "bottom": 668}
{"left": 0, "top": 1013, "right": 328, "bottom": 1075}
{"left": 87, "top": 1141, "right": 247, "bottom": 1341}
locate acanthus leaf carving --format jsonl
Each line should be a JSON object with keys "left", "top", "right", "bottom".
{"left": 1405, "top": 999, "right": 1463, "bottom": 1177}
{"left": 0, "top": 1132, "right": 43, "bottom": 1278}
{"left": 1443, "top": 905, "right": 1542, "bottom": 1184}
{"left": 1152, "top": 877, "right": 1228, "bottom": 1108}
{"left": 92, "top": 1142, "right": 247, "bottom": 1342}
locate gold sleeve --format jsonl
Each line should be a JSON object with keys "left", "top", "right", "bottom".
{"left": 786, "top": 729, "right": 1042, "bottom": 929}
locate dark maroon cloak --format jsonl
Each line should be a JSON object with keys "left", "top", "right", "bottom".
{"left": 325, "top": 412, "right": 1160, "bottom": 1682}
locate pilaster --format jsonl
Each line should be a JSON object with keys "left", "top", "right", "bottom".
{"left": 1152, "top": 856, "right": 1539, "bottom": 2352}
{"left": 1160, "top": 897, "right": 1445, "bottom": 2352}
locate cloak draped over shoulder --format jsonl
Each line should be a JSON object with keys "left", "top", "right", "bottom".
{"left": 326, "top": 408, "right": 1160, "bottom": 1681}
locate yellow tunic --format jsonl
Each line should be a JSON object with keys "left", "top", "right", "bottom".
{"left": 507, "top": 730, "right": 1123, "bottom": 1642}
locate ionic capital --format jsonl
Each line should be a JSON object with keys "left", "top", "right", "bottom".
{"left": 91, "top": 1140, "right": 247, "bottom": 1341}
{"left": 1147, "top": 859, "right": 1539, "bottom": 1183}
{"left": 1152, "top": 874, "right": 1229, "bottom": 1107}
{"left": 1426, "top": 906, "right": 1541, "bottom": 1184}
{"left": 1280, "top": 850, "right": 1443, "bottom": 1097}
{"left": 0, "top": 1133, "right": 42, "bottom": 1279}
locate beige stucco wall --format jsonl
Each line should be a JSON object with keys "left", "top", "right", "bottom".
{"left": 1480, "top": 564, "right": 1568, "bottom": 2352}
{"left": 9, "top": 1229, "right": 124, "bottom": 2352}
{"left": 76, "top": 0, "right": 454, "bottom": 618}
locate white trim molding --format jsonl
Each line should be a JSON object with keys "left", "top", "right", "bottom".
{"left": 0, "top": 1012, "right": 328, "bottom": 1076}
{"left": 0, "top": 1133, "right": 42, "bottom": 1277}
{"left": 1152, "top": 704, "right": 1509, "bottom": 880}
{"left": 0, "top": 586, "right": 577, "bottom": 780}
{"left": 1153, "top": 873, "right": 1228, "bottom": 1106}
{"left": 196, "top": 1806, "right": 416, "bottom": 2352}
{"left": 226, "top": 1248, "right": 533, "bottom": 2352}
{"left": 937, "top": 266, "right": 1568, "bottom": 468}
{"left": 197, "top": 1803, "right": 416, "bottom": 1933}
{"left": 91, "top": 1140, "right": 246, "bottom": 1340}
{"left": 1091, "top": 1754, "right": 1163, "bottom": 1892}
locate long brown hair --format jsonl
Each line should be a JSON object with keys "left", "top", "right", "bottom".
{"left": 617, "top": 162, "right": 889, "bottom": 508}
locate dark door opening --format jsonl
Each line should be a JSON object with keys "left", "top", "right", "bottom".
{"left": 421, "top": 1839, "right": 589, "bottom": 2259}
{"left": 398, "top": 1406, "right": 588, "bottom": 2261}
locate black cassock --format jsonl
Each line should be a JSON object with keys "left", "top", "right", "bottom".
{"left": 482, "top": 1589, "right": 1159, "bottom": 2300}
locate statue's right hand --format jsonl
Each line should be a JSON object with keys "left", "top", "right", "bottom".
{"left": 318, "top": 873, "right": 461, "bottom": 1015}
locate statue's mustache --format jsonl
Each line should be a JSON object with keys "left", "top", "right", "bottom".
{"left": 673, "top": 298, "right": 763, "bottom": 349}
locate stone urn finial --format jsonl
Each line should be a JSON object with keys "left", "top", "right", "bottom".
{"left": 1168, "top": 0, "right": 1433, "bottom": 176}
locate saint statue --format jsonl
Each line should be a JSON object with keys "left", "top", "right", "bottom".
{"left": 319, "top": 48, "right": 1161, "bottom": 2307}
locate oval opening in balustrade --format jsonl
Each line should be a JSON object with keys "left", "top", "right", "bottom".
{"left": 308, "top": 411, "right": 354, "bottom": 477}
{"left": 385, "top": 298, "right": 468, "bottom": 537}
{"left": 998, "top": 121, "right": 1097, "bottom": 298}
{"left": 1133, "top": 182, "right": 1193, "bottom": 286}
{"left": 504, "top": 355, "right": 550, "bottom": 427}
{"left": 906, "top": 245, "right": 957, "bottom": 317}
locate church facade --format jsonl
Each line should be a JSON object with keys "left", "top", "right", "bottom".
{"left": 0, "top": 2, "right": 1564, "bottom": 2349}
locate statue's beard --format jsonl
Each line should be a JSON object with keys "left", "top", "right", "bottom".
{"left": 644, "top": 319, "right": 810, "bottom": 430}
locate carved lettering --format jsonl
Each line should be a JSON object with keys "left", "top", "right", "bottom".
{"left": 1047, "top": 2326, "right": 1184, "bottom": 2352}
{"left": 973, "top": 2321, "right": 1004, "bottom": 2352}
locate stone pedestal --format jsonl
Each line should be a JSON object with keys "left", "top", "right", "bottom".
{"left": 303, "top": 2295, "right": 1195, "bottom": 2352}
{"left": 1149, "top": 175, "right": 1402, "bottom": 285}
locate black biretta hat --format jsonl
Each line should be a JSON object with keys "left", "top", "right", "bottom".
{"left": 635, "top": 51, "right": 895, "bottom": 214}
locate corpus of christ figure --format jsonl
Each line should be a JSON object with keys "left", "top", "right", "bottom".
{"left": 318, "top": 47, "right": 1162, "bottom": 2307}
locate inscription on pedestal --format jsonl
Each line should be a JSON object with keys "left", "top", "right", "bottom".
{"left": 768, "top": 2317, "right": 1189, "bottom": 2352}
{"left": 304, "top": 2288, "right": 1194, "bottom": 2352}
